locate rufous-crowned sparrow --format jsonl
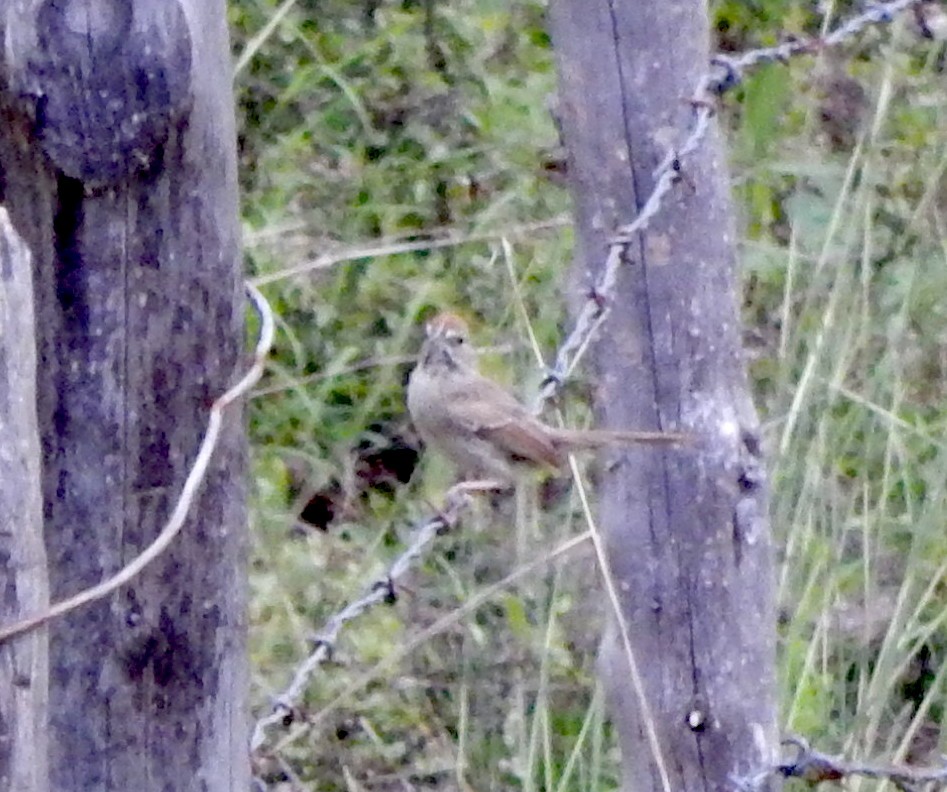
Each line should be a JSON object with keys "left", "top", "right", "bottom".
{"left": 407, "top": 312, "right": 686, "bottom": 483}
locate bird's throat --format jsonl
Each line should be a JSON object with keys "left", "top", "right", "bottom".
{"left": 424, "top": 344, "right": 460, "bottom": 372}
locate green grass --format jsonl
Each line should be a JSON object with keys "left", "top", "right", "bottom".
{"left": 233, "top": 1, "right": 947, "bottom": 788}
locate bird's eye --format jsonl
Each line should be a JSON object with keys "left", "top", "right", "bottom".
{"left": 448, "top": 334, "right": 464, "bottom": 346}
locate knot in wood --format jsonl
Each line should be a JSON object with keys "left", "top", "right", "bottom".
{"left": 18, "top": 0, "right": 193, "bottom": 186}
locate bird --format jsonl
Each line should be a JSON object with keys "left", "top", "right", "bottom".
{"left": 406, "top": 312, "right": 687, "bottom": 484}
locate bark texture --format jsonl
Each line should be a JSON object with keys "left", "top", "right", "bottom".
{"left": 0, "top": 1, "right": 248, "bottom": 789}
{"left": 0, "top": 209, "right": 49, "bottom": 791}
{"left": 548, "top": 1, "right": 779, "bottom": 790}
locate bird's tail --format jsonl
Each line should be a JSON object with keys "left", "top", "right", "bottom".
{"left": 550, "top": 428, "right": 690, "bottom": 449}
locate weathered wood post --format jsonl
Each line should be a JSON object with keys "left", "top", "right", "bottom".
{"left": 0, "top": 210, "right": 49, "bottom": 791}
{"left": 0, "top": 2, "right": 249, "bottom": 789}
{"left": 549, "top": 1, "right": 779, "bottom": 790}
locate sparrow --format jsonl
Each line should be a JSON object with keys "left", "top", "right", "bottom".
{"left": 406, "top": 312, "right": 686, "bottom": 483}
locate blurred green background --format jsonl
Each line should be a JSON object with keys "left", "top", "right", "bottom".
{"left": 233, "top": 1, "right": 947, "bottom": 788}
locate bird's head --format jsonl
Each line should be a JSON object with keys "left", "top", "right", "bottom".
{"left": 420, "top": 312, "right": 477, "bottom": 371}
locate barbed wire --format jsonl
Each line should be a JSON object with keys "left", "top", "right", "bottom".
{"left": 733, "top": 735, "right": 947, "bottom": 792}
{"left": 249, "top": 0, "right": 926, "bottom": 770}
{"left": 249, "top": 480, "right": 488, "bottom": 752}
{"left": 536, "top": 0, "right": 926, "bottom": 408}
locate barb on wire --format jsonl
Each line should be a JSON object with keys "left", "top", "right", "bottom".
{"left": 250, "top": 480, "right": 491, "bottom": 754}
{"left": 711, "top": 0, "right": 924, "bottom": 83}
{"left": 0, "top": 283, "right": 275, "bottom": 644}
{"left": 732, "top": 735, "right": 947, "bottom": 792}
{"left": 535, "top": 0, "right": 925, "bottom": 410}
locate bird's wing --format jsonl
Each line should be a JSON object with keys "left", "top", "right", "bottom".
{"left": 448, "top": 379, "right": 562, "bottom": 470}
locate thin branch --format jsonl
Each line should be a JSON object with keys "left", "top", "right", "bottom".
{"left": 567, "top": 456, "right": 673, "bottom": 792}
{"left": 0, "top": 283, "right": 275, "bottom": 644}
{"left": 250, "top": 353, "right": 417, "bottom": 398}
{"left": 233, "top": 0, "right": 300, "bottom": 77}
{"left": 248, "top": 216, "right": 570, "bottom": 287}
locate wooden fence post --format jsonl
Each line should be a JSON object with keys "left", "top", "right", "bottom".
{"left": 0, "top": 2, "right": 249, "bottom": 788}
{"left": 0, "top": 209, "right": 49, "bottom": 792}
{"left": 549, "top": 1, "right": 780, "bottom": 789}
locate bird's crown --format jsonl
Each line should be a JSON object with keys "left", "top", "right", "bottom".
{"left": 425, "top": 312, "right": 470, "bottom": 340}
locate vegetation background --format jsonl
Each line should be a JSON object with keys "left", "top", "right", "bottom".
{"left": 230, "top": 1, "right": 947, "bottom": 789}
